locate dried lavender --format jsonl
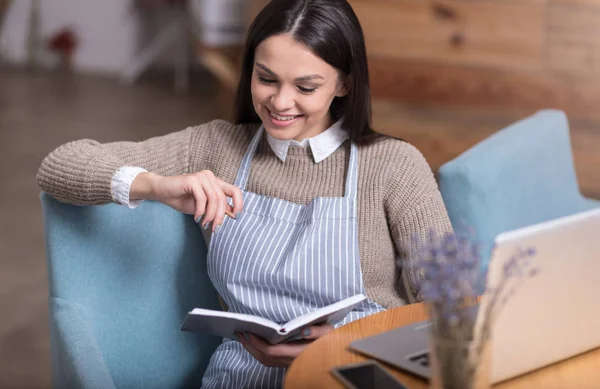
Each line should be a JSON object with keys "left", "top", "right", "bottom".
{"left": 402, "top": 230, "right": 538, "bottom": 389}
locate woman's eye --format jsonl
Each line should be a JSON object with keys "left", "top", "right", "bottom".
{"left": 259, "top": 76, "right": 276, "bottom": 84}
{"left": 258, "top": 76, "right": 316, "bottom": 93}
{"left": 298, "top": 86, "right": 316, "bottom": 94}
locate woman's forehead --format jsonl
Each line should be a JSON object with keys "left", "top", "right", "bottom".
{"left": 254, "top": 34, "right": 338, "bottom": 80}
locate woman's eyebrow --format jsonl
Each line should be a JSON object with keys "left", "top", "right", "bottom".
{"left": 256, "top": 63, "right": 325, "bottom": 82}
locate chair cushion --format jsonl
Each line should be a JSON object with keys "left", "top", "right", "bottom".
{"left": 439, "top": 110, "right": 588, "bottom": 264}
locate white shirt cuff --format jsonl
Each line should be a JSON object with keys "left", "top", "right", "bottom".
{"left": 111, "top": 167, "right": 148, "bottom": 209}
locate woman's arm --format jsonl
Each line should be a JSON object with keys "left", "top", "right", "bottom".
{"left": 37, "top": 126, "right": 196, "bottom": 205}
{"left": 385, "top": 144, "right": 453, "bottom": 303}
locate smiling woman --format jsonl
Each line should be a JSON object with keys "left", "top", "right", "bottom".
{"left": 36, "top": 1, "right": 452, "bottom": 388}
{"left": 236, "top": 0, "right": 378, "bottom": 145}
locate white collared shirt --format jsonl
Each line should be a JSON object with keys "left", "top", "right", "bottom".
{"left": 112, "top": 119, "right": 349, "bottom": 208}
{"left": 266, "top": 118, "right": 349, "bottom": 163}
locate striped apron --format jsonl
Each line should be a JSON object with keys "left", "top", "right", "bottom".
{"left": 201, "top": 126, "right": 385, "bottom": 389}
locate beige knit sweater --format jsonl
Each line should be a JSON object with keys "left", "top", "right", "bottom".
{"left": 37, "top": 119, "right": 452, "bottom": 308}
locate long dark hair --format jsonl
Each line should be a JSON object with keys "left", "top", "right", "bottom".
{"left": 235, "top": 0, "right": 379, "bottom": 143}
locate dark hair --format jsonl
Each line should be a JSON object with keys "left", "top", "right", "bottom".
{"left": 234, "top": 0, "right": 380, "bottom": 143}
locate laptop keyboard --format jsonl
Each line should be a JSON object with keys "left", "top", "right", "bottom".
{"left": 408, "top": 351, "right": 430, "bottom": 367}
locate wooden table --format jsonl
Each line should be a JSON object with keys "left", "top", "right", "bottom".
{"left": 284, "top": 302, "right": 600, "bottom": 389}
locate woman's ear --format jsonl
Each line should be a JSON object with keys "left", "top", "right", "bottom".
{"left": 335, "top": 74, "right": 350, "bottom": 97}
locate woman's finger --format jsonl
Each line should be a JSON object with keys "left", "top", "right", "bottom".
{"left": 218, "top": 179, "right": 244, "bottom": 216}
{"left": 187, "top": 176, "right": 207, "bottom": 222}
{"left": 299, "top": 323, "right": 334, "bottom": 340}
{"left": 246, "top": 333, "right": 308, "bottom": 360}
{"left": 237, "top": 333, "right": 267, "bottom": 365}
{"left": 196, "top": 172, "right": 219, "bottom": 229}
{"left": 226, "top": 203, "right": 236, "bottom": 218}
{"left": 205, "top": 172, "right": 228, "bottom": 232}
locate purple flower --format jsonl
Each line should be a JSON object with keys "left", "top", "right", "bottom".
{"left": 404, "top": 229, "right": 538, "bottom": 340}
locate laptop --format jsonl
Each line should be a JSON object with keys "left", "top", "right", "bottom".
{"left": 350, "top": 207, "right": 600, "bottom": 384}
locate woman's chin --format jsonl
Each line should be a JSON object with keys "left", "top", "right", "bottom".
{"left": 263, "top": 126, "right": 299, "bottom": 141}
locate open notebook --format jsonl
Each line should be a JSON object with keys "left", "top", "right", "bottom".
{"left": 181, "top": 294, "right": 366, "bottom": 344}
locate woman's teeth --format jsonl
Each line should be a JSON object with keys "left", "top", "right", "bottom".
{"left": 270, "top": 111, "right": 298, "bottom": 121}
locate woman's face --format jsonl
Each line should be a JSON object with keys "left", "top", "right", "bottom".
{"left": 251, "top": 33, "right": 347, "bottom": 141}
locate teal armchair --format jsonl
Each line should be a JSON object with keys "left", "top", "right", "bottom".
{"left": 438, "top": 109, "right": 599, "bottom": 267}
{"left": 41, "top": 110, "right": 599, "bottom": 388}
{"left": 41, "top": 194, "right": 222, "bottom": 389}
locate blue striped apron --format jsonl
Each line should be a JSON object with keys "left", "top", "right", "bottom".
{"left": 201, "top": 126, "right": 385, "bottom": 389}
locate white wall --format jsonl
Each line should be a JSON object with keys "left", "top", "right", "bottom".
{"left": 0, "top": 0, "right": 245, "bottom": 74}
{"left": 1, "top": 0, "right": 141, "bottom": 73}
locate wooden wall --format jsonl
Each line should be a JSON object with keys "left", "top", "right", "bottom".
{"left": 347, "top": 0, "right": 600, "bottom": 197}
{"left": 351, "top": 0, "right": 600, "bottom": 121}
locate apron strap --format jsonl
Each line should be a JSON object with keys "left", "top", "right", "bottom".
{"left": 234, "top": 125, "right": 264, "bottom": 190}
{"left": 345, "top": 142, "right": 359, "bottom": 201}
{"left": 233, "top": 124, "right": 359, "bottom": 201}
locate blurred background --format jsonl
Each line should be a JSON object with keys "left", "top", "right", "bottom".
{"left": 1, "top": 0, "right": 599, "bottom": 387}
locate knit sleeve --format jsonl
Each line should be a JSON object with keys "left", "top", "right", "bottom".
{"left": 36, "top": 125, "right": 200, "bottom": 205}
{"left": 384, "top": 143, "right": 453, "bottom": 303}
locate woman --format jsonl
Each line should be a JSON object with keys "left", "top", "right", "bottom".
{"left": 37, "top": 0, "right": 452, "bottom": 387}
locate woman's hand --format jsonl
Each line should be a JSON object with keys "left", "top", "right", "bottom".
{"left": 130, "top": 171, "right": 243, "bottom": 232}
{"left": 237, "top": 323, "right": 334, "bottom": 368}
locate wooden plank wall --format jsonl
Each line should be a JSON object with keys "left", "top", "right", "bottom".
{"left": 352, "top": 0, "right": 600, "bottom": 121}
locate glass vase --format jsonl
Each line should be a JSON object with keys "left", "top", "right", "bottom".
{"left": 429, "top": 335, "right": 491, "bottom": 389}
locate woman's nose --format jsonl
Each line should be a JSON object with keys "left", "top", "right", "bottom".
{"left": 270, "top": 86, "right": 295, "bottom": 112}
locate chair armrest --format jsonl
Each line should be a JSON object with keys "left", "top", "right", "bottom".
{"left": 49, "top": 297, "right": 116, "bottom": 389}
{"left": 582, "top": 197, "right": 600, "bottom": 211}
